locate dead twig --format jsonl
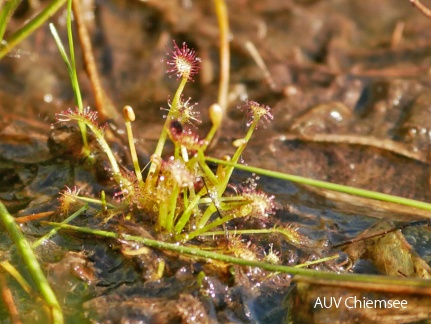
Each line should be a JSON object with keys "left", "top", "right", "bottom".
{"left": 214, "top": 0, "right": 230, "bottom": 113}
{"left": 410, "top": 0, "right": 431, "bottom": 20}
{"left": 391, "top": 21, "right": 405, "bottom": 48}
{"left": 210, "top": 0, "right": 230, "bottom": 148}
{"left": 72, "top": 0, "right": 120, "bottom": 124}
{"left": 14, "top": 211, "right": 54, "bottom": 224}
{"left": 244, "top": 40, "right": 276, "bottom": 89}
{"left": 0, "top": 273, "right": 21, "bottom": 324}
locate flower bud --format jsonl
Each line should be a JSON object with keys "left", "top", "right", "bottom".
{"left": 209, "top": 103, "right": 223, "bottom": 128}
{"left": 123, "top": 105, "right": 136, "bottom": 122}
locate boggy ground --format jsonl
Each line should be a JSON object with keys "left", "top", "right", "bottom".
{"left": 2, "top": 0, "right": 431, "bottom": 323}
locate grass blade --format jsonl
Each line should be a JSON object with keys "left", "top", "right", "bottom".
{"left": 50, "top": 19, "right": 88, "bottom": 151}
{"left": 0, "top": 0, "right": 67, "bottom": 59}
{"left": 49, "top": 23, "right": 72, "bottom": 71}
{"left": 0, "top": 201, "right": 63, "bottom": 324}
{"left": 44, "top": 221, "right": 431, "bottom": 296}
{"left": 0, "top": 0, "right": 21, "bottom": 42}
{"left": 205, "top": 156, "right": 431, "bottom": 213}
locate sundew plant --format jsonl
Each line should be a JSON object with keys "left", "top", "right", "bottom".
{"left": 56, "top": 40, "right": 281, "bottom": 246}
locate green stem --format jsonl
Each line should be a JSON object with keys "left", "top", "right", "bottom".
{"left": 0, "top": 0, "right": 21, "bottom": 43}
{"left": 294, "top": 254, "right": 340, "bottom": 268}
{"left": 32, "top": 205, "right": 88, "bottom": 248}
{"left": 50, "top": 23, "right": 88, "bottom": 154}
{"left": 197, "top": 204, "right": 217, "bottom": 229}
{"left": 73, "top": 195, "right": 116, "bottom": 209}
{"left": 125, "top": 120, "right": 143, "bottom": 182}
{"left": 206, "top": 156, "right": 431, "bottom": 213}
{"left": 67, "top": 0, "right": 80, "bottom": 110}
{"left": 218, "top": 119, "right": 258, "bottom": 195}
{"left": 166, "top": 184, "right": 180, "bottom": 232}
{"left": 149, "top": 76, "right": 188, "bottom": 176}
{"left": 197, "top": 149, "right": 218, "bottom": 185}
{"left": 183, "top": 187, "right": 189, "bottom": 209}
{"left": 174, "top": 144, "right": 180, "bottom": 160}
{"left": 180, "top": 145, "right": 189, "bottom": 162}
{"left": 0, "top": 0, "right": 67, "bottom": 60}
{"left": 66, "top": 0, "right": 88, "bottom": 151}
{"left": 0, "top": 201, "right": 63, "bottom": 324}
{"left": 101, "top": 191, "right": 107, "bottom": 212}
{"left": 202, "top": 122, "right": 218, "bottom": 150}
{"left": 83, "top": 121, "right": 120, "bottom": 176}
{"left": 199, "top": 196, "right": 246, "bottom": 206}
{"left": 174, "top": 193, "right": 202, "bottom": 235}
{"left": 199, "top": 227, "right": 306, "bottom": 247}
{"left": 158, "top": 202, "right": 168, "bottom": 230}
{"left": 186, "top": 213, "right": 234, "bottom": 240}
{"left": 199, "top": 228, "right": 277, "bottom": 236}
{"left": 42, "top": 222, "right": 431, "bottom": 295}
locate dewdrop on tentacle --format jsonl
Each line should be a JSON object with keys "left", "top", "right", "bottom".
{"left": 277, "top": 223, "right": 313, "bottom": 248}
{"left": 239, "top": 186, "right": 276, "bottom": 218}
{"left": 169, "top": 126, "right": 205, "bottom": 153}
{"left": 161, "top": 95, "right": 201, "bottom": 126}
{"left": 166, "top": 40, "right": 201, "bottom": 81}
{"left": 238, "top": 100, "right": 273, "bottom": 128}
{"left": 162, "top": 157, "right": 195, "bottom": 189}
{"left": 264, "top": 243, "right": 281, "bottom": 264}
{"left": 227, "top": 235, "right": 258, "bottom": 261}
{"left": 178, "top": 97, "right": 201, "bottom": 125}
{"left": 56, "top": 106, "right": 99, "bottom": 127}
